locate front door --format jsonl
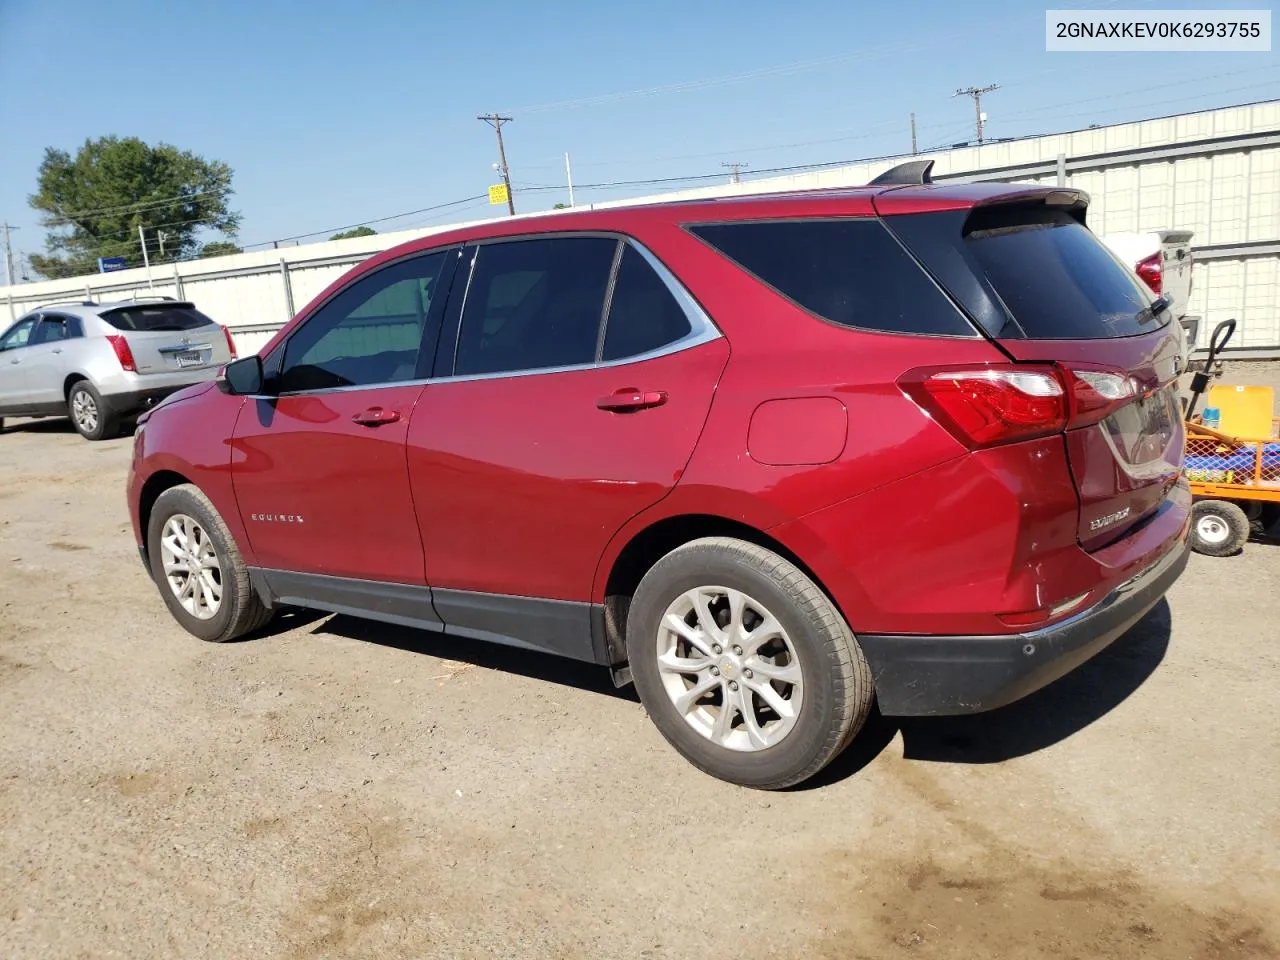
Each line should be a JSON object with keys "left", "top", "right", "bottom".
{"left": 0, "top": 317, "right": 38, "bottom": 411}
{"left": 407, "top": 236, "right": 728, "bottom": 656}
{"left": 24, "top": 315, "right": 77, "bottom": 408}
{"left": 231, "top": 248, "right": 456, "bottom": 584}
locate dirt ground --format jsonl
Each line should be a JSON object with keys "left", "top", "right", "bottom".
{"left": 2, "top": 363, "right": 1279, "bottom": 959}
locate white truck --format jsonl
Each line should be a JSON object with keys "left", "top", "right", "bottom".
{"left": 1101, "top": 229, "right": 1198, "bottom": 350}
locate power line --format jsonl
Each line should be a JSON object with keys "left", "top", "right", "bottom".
{"left": 40, "top": 187, "right": 232, "bottom": 223}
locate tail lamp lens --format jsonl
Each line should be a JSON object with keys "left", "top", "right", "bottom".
{"left": 1135, "top": 252, "right": 1162, "bottom": 295}
{"left": 105, "top": 334, "right": 137, "bottom": 372}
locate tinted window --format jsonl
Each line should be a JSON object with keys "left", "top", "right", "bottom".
{"left": 279, "top": 251, "right": 448, "bottom": 393}
{"left": 100, "top": 304, "right": 216, "bottom": 332}
{"left": 31, "top": 317, "right": 73, "bottom": 344}
{"left": 602, "top": 246, "right": 693, "bottom": 361}
{"left": 962, "top": 207, "right": 1163, "bottom": 340}
{"left": 453, "top": 237, "right": 616, "bottom": 376}
{"left": 689, "top": 219, "right": 973, "bottom": 336}
{"left": 0, "top": 318, "right": 36, "bottom": 350}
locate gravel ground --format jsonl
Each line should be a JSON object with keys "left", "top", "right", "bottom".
{"left": 1, "top": 363, "right": 1278, "bottom": 959}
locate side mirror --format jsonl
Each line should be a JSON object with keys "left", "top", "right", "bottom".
{"left": 218, "top": 355, "right": 264, "bottom": 395}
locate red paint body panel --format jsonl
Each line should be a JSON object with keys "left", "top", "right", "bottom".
{"left": 229, "top": 386, "right": 428, "bottom": 583}
{"left": 408, "top": 339, "right": 729, "bottom": 600}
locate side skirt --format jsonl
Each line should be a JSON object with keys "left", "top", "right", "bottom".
{"left": 248, "top": 568, "right": 610, "bottom": 665}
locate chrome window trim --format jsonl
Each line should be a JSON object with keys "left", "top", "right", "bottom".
{"left": 269, "top": 233, "right": 721, "bottom": 398}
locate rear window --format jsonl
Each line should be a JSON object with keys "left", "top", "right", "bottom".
{"left": 961, "top": 207, "right": 1163, "bottom": 340}
{"left": 688, "top": 219, "right": 975, "bottom": 337}
{"left": 99, "top": 304, "right": 215, "bottom": 332}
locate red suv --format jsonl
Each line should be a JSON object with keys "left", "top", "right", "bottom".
{"left": 128, "top": 163, "right": 1191, "bottom": 789}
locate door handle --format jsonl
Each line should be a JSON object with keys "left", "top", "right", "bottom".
{"left": 8, "top": 358, "right": 18, "bottom": 364}
{"left": 351, "top": 407, "right": 401, "bottom": 427}
{"left": 52, "top": 348, "right": 62, "bottom": 354}
{"left": 596, "top": 388, "right": 668, "bottom": 413}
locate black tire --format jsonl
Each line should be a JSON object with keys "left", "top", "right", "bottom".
{"left": 626, "top": 537, "right": 873, "bottom": 790}
{"left": 146, "top": 484, "right": 274, "bottom": 642}
{"left": 1190, "top": 500, "right": 1250, "bottom": 557}
{"left": 67, "top": 380, "right": 120, "bottom": 441}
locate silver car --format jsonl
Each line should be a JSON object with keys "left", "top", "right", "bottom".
{"left": 0, "top": 297, "right": 236, "bottom": 440}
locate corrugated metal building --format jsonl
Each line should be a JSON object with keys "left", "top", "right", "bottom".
{"left": 4, "top": 99, "right": 1278, "bottom": 354}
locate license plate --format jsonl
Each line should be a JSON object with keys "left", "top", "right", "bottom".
{"left": 175, "top": 351, "right": 204, "bottom": 368}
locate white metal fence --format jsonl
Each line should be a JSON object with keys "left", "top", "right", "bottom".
{"left": 3, "top": 99, "right": 1278, "bottom": 355}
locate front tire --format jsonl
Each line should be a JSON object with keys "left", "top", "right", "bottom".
{"left": 626, "top": 537, "right": 873, "bottom": 789}
{"left": 146, "top": 484, "right": 273, "bottom": 642}
{"left": 1190, "top": 500, "right": 1250, "bottom": 556}
{"left": 67, "top": 380, "right": 119, "bottom": 441}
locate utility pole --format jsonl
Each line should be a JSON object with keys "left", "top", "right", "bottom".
{"left": 1, "top": 222, "right": 17, "bottom": 287}
{"left": 954, "top": 84, "right": 999, "bottom": 144}
{"left": 722, "top": 162, "right": 748, "bottom": 184}
{"left": 478, "top": 114, "right": 516, "bottom": 216}
{"left": 910, "top": 113, "right": 918, "bottom": 155}
{"left": 138, "top": 225, "right": 155, "bottom": 291}
{"left": 564, "top": 152, "right": 575, "bottom": 207}
{"left": 158, "top": 230, "right": 168, "bottom": 259}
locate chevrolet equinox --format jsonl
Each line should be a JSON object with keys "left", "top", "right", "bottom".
{"left": 128, "top": 163, "right": 1191, "bottom": 788}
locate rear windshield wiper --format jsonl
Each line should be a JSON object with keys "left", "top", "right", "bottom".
{"left": 1136, "top": 294, "right": 1171, "bottom": 325}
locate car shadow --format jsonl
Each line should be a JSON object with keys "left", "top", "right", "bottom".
{"left": 265, "top": 597, "right": 1170, "bottom": 779}
{"left": 2, "top": 417, "right": 76, "bottom": 434}
{"left": 311, "top": 613, "right": 638, "bottom": 702}
{"left": 797, "top": 598, "right": 1173, "bottom": 787}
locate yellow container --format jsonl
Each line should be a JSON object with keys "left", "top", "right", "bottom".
{"left": 1206, "top": 384, "right": 1277, "bottom": 440}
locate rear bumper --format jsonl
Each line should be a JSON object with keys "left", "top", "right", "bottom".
{"left": 859, "top": 538, "right": 1189, "bottom": 716}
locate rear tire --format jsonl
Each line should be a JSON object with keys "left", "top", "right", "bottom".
{"left": 67, "top": 380, "right": 119, "bottom": 441}
{"left": 147, "top": 484, "right": 274, "bottom": 642}
{"left": 1190, "top": 500, "right": 1250, "bottom": 557}
{"left": 626, "top": 537, "right": 873, "bottom": 790}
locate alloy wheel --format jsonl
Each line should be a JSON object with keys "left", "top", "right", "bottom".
{"left": 655, "top": 586, "right": 804, "bottom": 752}
{"left": 71, "top": 389, "right": 98, "bottom": 433}
{"left": 159, "top": 514, "right": 223, "bottom": 620}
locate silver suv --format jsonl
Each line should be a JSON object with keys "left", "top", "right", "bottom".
{"left": 0, "top": 298, "right": 236, "bottom": 440}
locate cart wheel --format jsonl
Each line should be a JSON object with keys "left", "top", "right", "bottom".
{"left": 1190, "top": 500, "right": 1250, "bottom": 557}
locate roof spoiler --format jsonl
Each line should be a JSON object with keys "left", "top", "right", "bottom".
{"left": 868, "top": 160, "right": 935, "bottom": 186}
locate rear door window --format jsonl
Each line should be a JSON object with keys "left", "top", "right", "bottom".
{"left": 961, "top": 206, "right": 1161, "bottom": 340}
{"left": 688, "top": 219, "right": 975, "bottom": 336}
{"left": 451, "top": 237, "right": 616, "bottom": 376}
{"left": 31, "top": 317, "right": 74, "bottom": 344}
{"left": 100, "top": 304, "right": 216, "bottom": 332}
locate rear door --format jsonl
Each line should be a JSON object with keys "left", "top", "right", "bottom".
{"left": 407, "top": 235, "right": 727, "bottom": 650}
{"left": 97, "top": 302, "right": 231, "bottom": 376}
{"left": 886, "top": 199, "right": 1184, "bottom": 548}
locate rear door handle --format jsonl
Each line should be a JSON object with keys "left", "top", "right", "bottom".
{"left": 352, "top": 407, "right": 401, "bottom": 427}
{"left": 596, "top": 389, "right": 668, "bottom": 413}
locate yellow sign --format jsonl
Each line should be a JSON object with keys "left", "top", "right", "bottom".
{"left": 488, "top": 183, "right": 509, "bottom": 205}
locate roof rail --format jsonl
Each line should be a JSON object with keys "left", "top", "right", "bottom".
{"left": 114, "top": 294, "right": 177, "bottom": 302}
{"left": 32, "top": 300, "right": 97, "bottom": 310}
{"left": 868, "top": 159, "right": 935, "bottom": 186}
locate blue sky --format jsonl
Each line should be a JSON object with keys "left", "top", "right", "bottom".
{"left": 1, "top": 0, "right": 1277, "bottom": 270}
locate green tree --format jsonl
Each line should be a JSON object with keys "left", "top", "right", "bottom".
{"left": 199, "top": 241, "right": 243, "bottom": 258}
{"left": 553, "top": 203, "right": 569, "bottom": 210}
{"left": 330, "top": 226, "right": 378, "bottom": 240}
{"left": 28, "top": 136, "right": 240, "bottom": 278}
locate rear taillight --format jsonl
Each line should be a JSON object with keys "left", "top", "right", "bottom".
{"left": 1135, "top": 251, "right": 1162, "bottom": 295}
{"left": 221, "top": 324, "right": 238, "bottom": 359}
{"left": 900, "top": 366, "right": 1067, "bottom": 448}
{"left": 901, "top": 363, "right": 1140, "bottom": 448}
{"left": 105, "top": 334, "right": 137, "bottom": 372}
